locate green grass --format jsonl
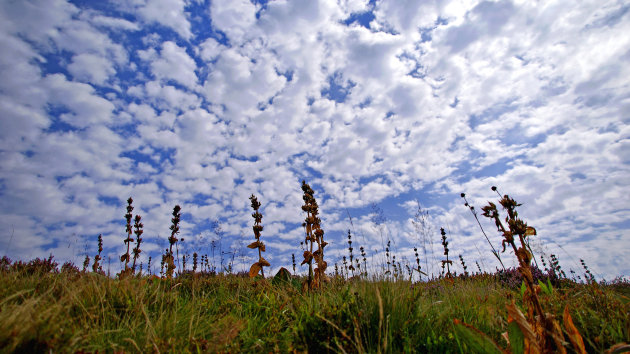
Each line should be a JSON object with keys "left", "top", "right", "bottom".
{"left": 0, "top": 265, "right": 628, "bottom": 353}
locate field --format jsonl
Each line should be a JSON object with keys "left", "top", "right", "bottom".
{"left": 1, "top": 185, "right": 629, "bottom": 353}
{"left": 0, "top": 259, "right": 628, "bottom": 353}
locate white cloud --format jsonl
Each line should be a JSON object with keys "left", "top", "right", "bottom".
{"left": 0, "top": 0, "right": 629, "bottom": 279}
{"left": 150, "top": 41, "right": 199, "bottom": 90}
{"left": 90, "top": 15, "right": 140, "bottom": 31}
{"left": 43, "top": 74, "right": 116, "bottom": 128}
{"left": 372, "top": 0, "right": 439, "bottom": 35}
{"left": 68, "top": 53, "right": 116, "bottom": 85}
{"left": 144, "top": 81, "right": 202, "bottom": 111}
{"left": 202, "top": 46, "right": 287, "bottom": 121}
{"left": 210, "top": 0, "right": 257, "bottom": 44}
{"left": 198, "top": 37, "right": 223, "bottom": 61}
{"left": 338, "top": 0, "right": 370, "bottom": 14}
{"left": 133, "top": 0, "right": 192, "bottom": 40}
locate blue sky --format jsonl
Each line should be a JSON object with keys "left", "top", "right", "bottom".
{"left": 1, "top": 0, "right": 629, "bottom": 280}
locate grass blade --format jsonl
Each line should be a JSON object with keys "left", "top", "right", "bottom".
{"left": 453, "top": 319, "right": 503, "bottom": 354}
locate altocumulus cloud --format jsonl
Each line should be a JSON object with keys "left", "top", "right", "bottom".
{"left": 0, "top": 0, "right": 629, "bottom": 280}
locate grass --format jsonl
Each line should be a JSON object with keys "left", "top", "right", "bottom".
{"left": 0, "top": 183, "right": 629, "bottom": 353}
{"left": 0, "top": 261, "right": 628, "bottom": 353}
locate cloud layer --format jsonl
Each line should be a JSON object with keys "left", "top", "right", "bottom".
{"left": 1, "top": 0, "right": 629, "bottom": 280}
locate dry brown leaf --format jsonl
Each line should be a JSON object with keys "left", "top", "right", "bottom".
{"left": 548, "top": 314, "right": 567, "bottom": 354}
{"left": 247, "top": 241, "right": 259, "bottom": 249}
{"left": 249, "top": 263, "right": 262, "bottom": 278}
{"left": 301, "top": 251, "right": 313, "bottom": 265}
{"left": 258, "top": 257, "right": 270, "bottom": 267}
{"left": 506, "top": 302, "right": 540, "bottom": 354}
{"left": 605, "top": 342, "right": 630, "bottom": 353}
{"left": 563, "top": 305, "right": 586, "bottom": 354}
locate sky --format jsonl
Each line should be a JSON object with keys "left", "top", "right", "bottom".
{"left": 0, "top": 0, "right": 629, "bottom": 280}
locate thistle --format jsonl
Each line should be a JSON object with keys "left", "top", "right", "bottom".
{"left": 300, "top": 180, "right": 327, "bottom": 290}
{"left": 202, "top": 254, "right": 208, "bottom": 273}
{"left": 176, "top": 237, "right": 185, "bottom": 274}
{"left": 413, "top": 247, "right": 427, "bottom": 280}
{"left": 459, "top": 254, "right": 469, "bottom": 277}
{"left": 440, "top": 228, "right": 453, "bottom": 279}
{"left": 82, "top": 255, "right": 90, "bottom": 272}
{"left": 92, "top": 234, "right": 103, "bottom": 274}
{"left": 550, "top": 254, "right": 566, "bottom": 279}
{"left": 247, "top": 194, "right": 270, "bottom": 278}
{"left": 541, "top": 253, "right": 549, "bottom": 272}
{"left": 580, "top": 259, "right": 595, "bottom": 283}
{"left": 165, "top": 205, "right": 181, "bottom": 279}
{"left": 360, "top": 246, "right": 367, "bottom": 277}
{"left": 120, "top": 197, "right": 134, "bottom": 274}
{"left": 193, "top": 252, "right": 198, "bottom": 272}
{"left": 385, "top": 240, "right": 391, "bottom": 275}
{"left": 131, "top": 214, "right": 143, "bottom": 274}
{"left": 347, "top": 230, "right": 355, "bottom": 277}
{"left": 392, "top": 254, "right": 398, "bottom": 279}
{"left": 477, "top": 187, "right": 575, "bottom": 352}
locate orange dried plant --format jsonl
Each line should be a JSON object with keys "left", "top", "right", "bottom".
{"left": 300, "top": 180, "right": 328, "bottom": 290}
{"left": 164, "top": 204, "right": 181, "bottom": 279}
{"left": 248, "top": 194, "right": 270, "bottom": 278}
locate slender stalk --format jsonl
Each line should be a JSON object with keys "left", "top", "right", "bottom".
{"left": 461, "top": 193, "right": 506, "bottom": 270}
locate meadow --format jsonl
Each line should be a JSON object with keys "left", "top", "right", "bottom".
{"left": 0, "top": 183, "right": 628, "bottom": 353}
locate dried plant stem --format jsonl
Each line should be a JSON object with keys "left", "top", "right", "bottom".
{"left": 461, "top": 193, "right": 506, "bottom": 270}
{"left": 121, "top": 197, "right": 134, "bottom": 273}
{"left": 131, "top": 215, "right": 143, "bottom": 274}
{"left": 247, "top": 194, "right": 269, "bottom": 278}
{"left": 166, "top": 205, "right": 181, "bottom": 279}
{"left": 481, "top": 188, "right": 565, "bottom": 351}
{"left": 300, "top": 180, "right": 327, "bottom": 290}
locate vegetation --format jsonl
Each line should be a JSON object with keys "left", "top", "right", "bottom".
{"left": 0, "top": 183, "right": 628, "bottom": 353}
{"left": 247, "top": 194, "right": 269, "bottom": 278}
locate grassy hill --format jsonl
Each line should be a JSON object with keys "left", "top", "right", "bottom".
{"left": 0, "top": 257, "right": 628, "bottom": 353}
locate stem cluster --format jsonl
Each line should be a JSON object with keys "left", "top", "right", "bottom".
{"left": 300, "top": 180, "right": 327, "bottom": 290}
{"left": 247, "top": 194, "right": 269, "bottom": 278}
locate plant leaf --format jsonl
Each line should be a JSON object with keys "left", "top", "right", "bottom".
{"left": 520, "top": 281, "right": 527, "bottom": 299}
{"left": 563, "top": 305, "right": 586, "bottom": 354}
{"left": 605, "top": 343, "right": 630, "bottom": 354}
{"left": 301, "top": 251, "right": 313, "bottom": 265}
{"left": 506, "top": 302, "right": 540, "bottom": 353}
{"left": 538, "top": 279, "right": 550, "bottom": 295}
{"left": 507, "top": 320, "right": 525, "bottom": 354}
{"left": 258, "top": 257, "right": 270, "bottom": 267}
{"left": 249, "top": 263, "right": 262, "bottom": 278}
{"left": 247, "top": 241, "right": 259, "bottom": 249}
{"left": 525, "top": 226, "right": 536, "bottom": 236}
{"left": 547, "top": 278, "right": 553, "bottom": 295}
{"left": 453, "top": 319, "right": 503, "bottom": 354}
